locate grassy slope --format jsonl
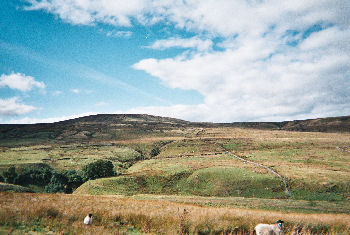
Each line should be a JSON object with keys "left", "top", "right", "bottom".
{"left": 73, "top": 127, "right": 350, "bottom": 204}
{"left": 0, "top": 182, "right": 34, "bottom": 193}
{"left": 1, "top": 119, "right": 349, "bottom": 202}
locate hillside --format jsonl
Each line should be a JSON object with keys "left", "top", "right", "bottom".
{"left": 1, "top": 114, "right": 350, "bottom": 233}
{"left": 0, "top": 114, "right": 349, "bottom": 145}
{"left": 0, "top": 114, "right": 193, "bottom": 145}
{"left": 0, "top": 114, "right": 348, "bottom": 200}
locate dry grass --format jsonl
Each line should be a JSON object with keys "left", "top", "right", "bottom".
{"left": 1, "top": 192, "right": 349, "bottom": 234}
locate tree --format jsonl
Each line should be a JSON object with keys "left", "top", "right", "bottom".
{"left": 3, "top": 166, "right": 18, "bottom": 184}
{"left": 82, "top": 160, "right": 115, "bottom": 181}
{"left": 45, "top": 172, "right": 68, "bottom": 193}
{"left": 63, "top": 170, "right": 84, "bottom": 193}
{"left": 16, "top": 164, "right": 53, "bottom": 186}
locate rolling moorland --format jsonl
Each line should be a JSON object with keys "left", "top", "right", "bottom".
{"left": 0, "top": 114, "right": 350, "bottom": 234}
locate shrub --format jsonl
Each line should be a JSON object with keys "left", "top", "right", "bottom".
{"left": 0, "top": 174, "right": 4, "bottom": 183}
{"left": 16, "top": 164, "right": 53, "bottom": 186}
{"left": 63, "top": 170, "right": 84, "bottom": 193}
{"left": 44, "top": 170, "right": 84, "bottom": 194}
{"left": 3, "top": 166, "right": 18, "bottom": 184}
{"left": 45, "top": 172, "right": 68, "bottom": 193}
{"left": 82, "top": 160, "right": 115, "bottom": 181}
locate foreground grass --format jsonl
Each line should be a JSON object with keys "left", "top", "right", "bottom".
{"left": 130, "top": 194, "right": 350, "bottom": 214}
{"left": 1, "top": 192, "right": 349, "bottom": 234}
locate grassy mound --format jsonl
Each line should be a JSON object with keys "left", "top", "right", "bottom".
{"left": 0, "top": 182, "right": 34, "bottom": 193}
{"left": 181, "top": 167, "right": 284, "bottom": 198}
{"left": 74, "top": 167, "right": 286, "bottom": 198}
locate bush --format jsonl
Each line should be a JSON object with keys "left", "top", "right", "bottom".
{"left": 45, "top": 172, "right": 68, "bottom": 193}
{"left": 44, "top": 170, "right": 84, "bottom": 194}
{"left": 0, "top": 174, "right": 4, "bottom": 183}
{"left": 16, "top": 164, "right": 53, "bottom": 186}
{"left": 3, "top": 166, "right": 18, "bottom": 184}
{"left": 82, "top": 160, "right": 115, "bottom": 181}
{"left": 63, "top": 170, "right": 84, "bottom": 193}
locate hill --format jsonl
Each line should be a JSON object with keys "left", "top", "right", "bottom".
{"left": 0, "top": 114, "right": 349, "bottom": 145}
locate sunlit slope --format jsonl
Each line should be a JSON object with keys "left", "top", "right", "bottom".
{"left": 75, "top": 128, "right": 350, "bottom": 201}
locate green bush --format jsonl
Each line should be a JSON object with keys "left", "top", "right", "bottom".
{"left": 43, "top": 170, "right": 84, "bottom": 194}
{"left": 16, "top": 164, "right": 53, "bottom": 186}
{"left": 82, "top": 160, "right": 115, "bottom": 181}
{"left": 0, "top": 174, "right": 4, "bottom": 183}
{"left": 63, "top": 170, "right": 84, "bottom": 193}
{"left": 3, "top": 166, "right": 18, "bottom": 184}
{"left": 45, "top": 172, "right": 68, "bottom": 193}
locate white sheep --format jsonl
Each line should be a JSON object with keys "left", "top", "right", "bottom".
{"left": 83, "top": 213, "right": 93, "bottom": 225}
{"left": 254, "top": 220, "right": 284, "bottom": 235}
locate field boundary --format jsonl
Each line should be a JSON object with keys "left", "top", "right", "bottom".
{"left": 228, "top": 152, "right": 292, "bottom": 197}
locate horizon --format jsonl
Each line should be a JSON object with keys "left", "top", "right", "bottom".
{"left": 0, "top": 112, "right": 348, "bottom": 125}
{"left": 1, "top": 0, "right": 349, "bottom": 124}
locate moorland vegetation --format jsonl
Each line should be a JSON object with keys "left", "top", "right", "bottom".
{"left": 0, "top": 114, "right": 349, "bottom": 234}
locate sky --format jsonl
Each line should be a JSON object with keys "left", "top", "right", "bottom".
{"left": 0, "top": 0, "right": 349, "bottom": 124}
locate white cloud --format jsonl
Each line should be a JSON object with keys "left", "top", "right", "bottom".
{"left": 71, "top": 89, "right": 80, "bottom": 94}
{"left": 95, "top": 101, "right": 108, "bottom": 107}
{"left": 6, "top": 112, "right": 97, "bottom": 124}
{"left": 25, "top": 0, "right": 146, "bottom": 26}
{"left": 71, "top": 89, "right": 93, "bottom": 94}
{"left": 133, "top": 25, "right": 350, "bottom": 121}
{"left": 52, "top": 90, "right": 63, "bottom": 96}
{"left": 147, "top": 37, "right": 212, "bottom": 51}
{"left": 24, "top": 0, "right": 350, "bottom": 121}
{"left": 299, "top": 26, "right": 350, "bottom": 51}
{"left": 0, "top": 97, "right": 36, "bottom": 116}
{"left": 0, "top": 73, "right": 45, "bottom": 92}
{"left": 106, "top": 30, "right": 132, "bottom": 38}
{"left": 24, "top": 0, "right": 350, "bottom": 35}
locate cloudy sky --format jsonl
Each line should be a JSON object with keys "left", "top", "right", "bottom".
{"left": 1, "top": 0, "right": 349, "bottom": 124}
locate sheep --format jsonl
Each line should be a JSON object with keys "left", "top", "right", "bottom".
{"left": 254, "top": 220, "right": 284, "bottom": 235}
{"left": 83, "top": 213, "right": 93, "bottom": 225}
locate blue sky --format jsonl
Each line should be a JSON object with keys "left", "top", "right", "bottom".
{"left": 0, "top": 0, "right": 349, "bottom": 123}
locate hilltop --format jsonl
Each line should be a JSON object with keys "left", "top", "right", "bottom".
{"left": 0, "top": 114, "right": 349, "bottom": 145}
